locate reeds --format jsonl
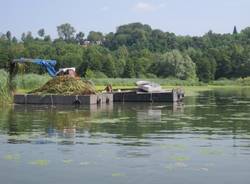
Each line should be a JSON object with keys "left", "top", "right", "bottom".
{"left": 0, "top": 69, "right": 11, "bottom": 103}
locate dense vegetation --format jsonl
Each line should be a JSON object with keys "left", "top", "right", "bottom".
{"left": 1, "top": 23, "right": 250, "bottom": 83}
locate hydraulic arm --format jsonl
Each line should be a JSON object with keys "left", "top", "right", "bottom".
{"left": 12, "top": 58, "right": 57, "bottom": 77}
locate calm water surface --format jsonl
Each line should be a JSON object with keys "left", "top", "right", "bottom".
{"left": 0, "top": 88, "right": 250, "bottom": 184}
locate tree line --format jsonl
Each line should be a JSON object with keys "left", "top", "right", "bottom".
{"left": 0, "top": 23, "right": 250, "bottom": 82}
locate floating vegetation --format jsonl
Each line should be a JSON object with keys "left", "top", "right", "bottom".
{"left": 200, "top": 148, "right": 223, "bottom": 156}
{"left": 111, "top": 172, "right": 126, "bottom": 177}
{"left": 3, "top": 154, "right": 20, "bottom": 161}
{"left": 170, "top": 155, "right": 190, "bottom": 162}
{"left": 198, "top": 135, "right": 212, "bottom": 140}
{"left": 29, "top": 160, "right": 49, "bottom": 166}
{"left": 160, "top": 144, "right": 187, "bottom": 151}
{"left": 63, "top": 159, "right": 73, "bottom": 164}
{"left": 29, "top": 76, "right": 96, "bottom": 95}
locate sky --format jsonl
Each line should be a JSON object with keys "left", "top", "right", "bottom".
{"left": 0, "top": 0, "right": 250, "bottom": 38}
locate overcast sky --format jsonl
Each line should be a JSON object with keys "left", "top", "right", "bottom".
{"left": 1, "top": 0, "right": 249, "bottom": 38}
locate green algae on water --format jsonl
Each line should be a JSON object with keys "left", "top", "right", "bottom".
{"left": 111, "top": 172, "right": 126, "bottom": 177}
{"left": 29, "top": 160, "right": 49, "bottom": 166}
{"left": 3, "top": 154, "right": 20, "bottom": 161}
{"left": 170, "top": 155, "right": 190, "bottom": 162}
{"left": 200, "top": 148, "right": 223, "bottom": 155}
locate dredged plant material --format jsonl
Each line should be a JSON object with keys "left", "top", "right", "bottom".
{"left": 29, "top": 76, "right": 96, "bottom": 95}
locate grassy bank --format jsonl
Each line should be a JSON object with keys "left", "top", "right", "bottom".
{"left": 1, "top": 72, "right": 250, "bottom": 103}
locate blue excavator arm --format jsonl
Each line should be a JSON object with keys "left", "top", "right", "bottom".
{"left": 12, "top": 58, "right": 57, "bottom": 77}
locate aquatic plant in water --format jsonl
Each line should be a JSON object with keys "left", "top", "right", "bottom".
{"left": 29, "top": 160, "right": 49, "bottom": 166}
{"left": 170, "top": 155, "right": 190, "bottom": 162}
{"left": 3, "top": 154, "right": 20, "bottom": 161}
{"left": 200, "top": 148, "right": 223, "bottom": 156}
{"left": 111, "top": 172, "right": 126, "bottom": 177}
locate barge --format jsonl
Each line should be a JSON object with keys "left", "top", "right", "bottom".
{"left": 14, "top": 89, "right": 184, "bottom": 105}
{"left": 113, "top": 89, "right": 184, "bottom": 103}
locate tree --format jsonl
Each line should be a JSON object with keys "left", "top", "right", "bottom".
{"left": 233, "top": 26, "right": 238, "bottom": 34}
{"left": 75, "top": 32, "right": 85, "bottom": 44}
{"left": 2, "top": 22, "right": 250, "bottom": 82}
{"left": 102, "top": 54, "right": 116, "bottom": 77}
{"left": 21, "top": 33, "right": 26, "bottom": 42}
{"left": 6, "top": 31, "right": 11, "bottom": 41}
{"left": 12, "top": 37, "right": 18, "bottom": 43}
{"left": 123, "top": 59, "right": 135, "bottom": 78}
{"left": 151, "top": 50, "right": 196, "bottom": 80}
{"left": 57, "top": 23, "right": 76, "bottom": 41}
{"left": 87, "top": 31, "right": 103, "bottom": 42}
{"left": 38, "top": 28, "right": 45, "bottom": 37}
{"left": 186, "top": 48, "right": 216, "bottom": 82}
{"left": 44, "top": 35, "right": 51, "bottom": 42}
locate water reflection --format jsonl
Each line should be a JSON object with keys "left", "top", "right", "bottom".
{"left": 0, "top": 94, "right": 249, "bottom": 146}
{"left": 0, "top": 89, "right": 250, "bottom": 184}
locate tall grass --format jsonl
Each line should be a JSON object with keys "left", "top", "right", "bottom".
{"left": 14, "top": 74, "right": 50, "bottom": 91}
{"left": 0, "top": 69, "right": 11, "bottom": 103}
{"left": 210, "top": 77, "right": 250, "bottom": 86}
{"left": 91, "top": 78, "right": 203, "bottom": 86}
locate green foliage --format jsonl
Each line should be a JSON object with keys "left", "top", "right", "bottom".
{"left": 84, "top": 69, "right": 107, "bottom": 79}
{"left": 76, "top": 32, "right": 85, "bottom": 44}
{"left": 57, "top": 23, "right": 76, "bottom": 41}
{"left": 87, "top": 31, "right": 103, "bottom": 42}
{"left": 236, "top": 77, "right": 250, "bottom": 85}
{"left": 152, "top": 50, "right": 197, "bottom": 80}
{"left": 1, "top": 23, "right": 250, "bottom": 83}
{"left": 85, "top": 68, "right": 95, "bottom": 79}
{"left": 38, "top": 28, "right": 45, "bottom": 37}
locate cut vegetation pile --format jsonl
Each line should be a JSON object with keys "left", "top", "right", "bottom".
{"left": 29, "top": 76, "right": 96, "bottom": 95}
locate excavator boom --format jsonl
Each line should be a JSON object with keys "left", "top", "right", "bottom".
{"left": 12, "top": 58, "right": 57, "bottom": 77}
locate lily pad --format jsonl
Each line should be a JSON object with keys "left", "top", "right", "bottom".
{"left": 111, "top": 172, "right": 126, "bottom": 177}
{"left": 170, "top": 155, "right": 190, "bottom": 162}
{"left": 3, "top": 154, "right": 20, "bottom": 161}
{"left": 200, "top": 148, "right": 223, "bottom": 155}
{"left": 29, "top": 160, "right": 49, "bottom": 166}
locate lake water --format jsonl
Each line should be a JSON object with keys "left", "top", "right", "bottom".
{"left": 0, "top": 88, "right": 250, "bottom": 184}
